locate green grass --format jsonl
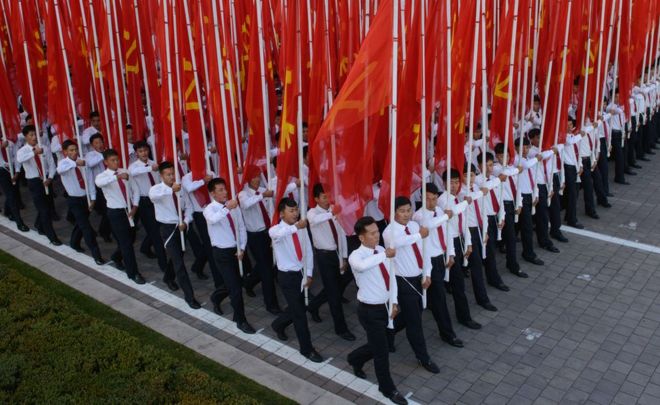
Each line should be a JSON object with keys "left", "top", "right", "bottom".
{"left": 0, "top": 250, "right": 295, "bottom": 404}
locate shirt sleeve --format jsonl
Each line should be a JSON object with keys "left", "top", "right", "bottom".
{"left": 349, "top": 250, "right": 387, "bottom": 272}
{"left": 203, "top": 204, "right": 229, "bottom": 224}
{"left": 238, "top": 190, "right": 263, "bottom": 208}
{"left": 56, "top": 158, "right": 76, "bottom": 174}
{"left": 304, "top": 232, "right": 314, "bottom": 277}
{"left": 237, "top": 210, "right": 248, "bottom": 250}
{"left": 95, "top": 171, "right": 116, "bottom": 188}
{"left": 16, "top": 146, "right": 34, "bottom": 164}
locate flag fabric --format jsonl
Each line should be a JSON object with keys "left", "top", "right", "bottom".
{"left": 122, "top": 0, "right": 145, "bottom": 141}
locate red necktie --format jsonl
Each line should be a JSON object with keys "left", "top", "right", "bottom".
{"left": 490, "top": 189, "right": 500, "bottom": 213}
{"left": 573, "top": 143, "right": 580, "bottom": 161}
{"left": 288, "top": 191, "right": 295, "bottom": 201}
{"left": 34, "top": 154, "right": 43, "bottom": 178}
{"left": 405, "top": 226, "right": 423, "bottom": 269}
{"left": 454, "top": 198, "right": 463, "bottom": 231}
{"left": 146, "top": 164, "right": 155, "bottom": 186}
{"left": 75, "top": 167, "right": 86, "bottom": 189}
{"left": 255, "top": 191, "right": 271, "bottom": 228}
{"left": 292, "top": 232, "right": 303, "bottom": 261}
{"left": 434, "top": 211, "right": 447, "bottom": 251}
{"left": 0, "top": 145, "right": 8, "bottom": 163}
{"left": 328, "top": 216, "right": 339, "bottom": 246}
{"left": 375, "top": 250, "right": 390, "bottom": 291}
{"left": 508, "top": 176, "right": 517, "bottom": 199}
{"left": 474, "top": 198, "right": 483, "bottom": 228}
{"left": 226, "top": 210, "right": 236, "bottom": 237}
{"left": 117, "top": 176, "right": 127, "bottom": 201}
{"left": 527, "top": 168, "right": 535, "bottom": 189}
{"left": 172, "top": 192, "right": 179, "bottom": 213}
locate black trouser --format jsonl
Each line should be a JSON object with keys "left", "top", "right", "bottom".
{"left": 598, "top": 138, "right": 610, "bottom": 196}
{"left": 520, "top": 194, "right": 536, "bottom": 260}
{"left": 534, "top": 184, "right": 551, "bottom": 248}
{"left": 245, "top": 230, "right": 279, "bottom": 310}
{"left": 212, "top": 247, "right": 247, "bottom": 323}
{"left": 272, "top": 270, "right": 313, "bottom": 355}
{"left": 388, "top": 276, "right": 430, "bottom": 363}
{"left": 107, "top": 208, "right": 138, "bottom": 279}
{"left": 68, "top": 196, "right": 101, "bottom": 260}
{"left": 93, "top": 187, "right": 111, "bottom": 239}
{"left": 611, "top": 130, "right": 625, "bottom": 182}
{"left": 0, "top": 168, "right": 24, "bottom": 227}
{"left": 347, "top": 303, "right": 397, "bottom": 396}
{"left": 308, "top": 250, "right": 349, "bottom": 334}
{"left": 502, "top": 201, "right": 518, "bottom": 272}
{"left": 160, "top": 223, "right": 196, "bottom": 303}
{"left": 428, "top": 255, "right": 456, "bottom": 339}
{"left": 449, "top": 237, "right": 472, "bottom": 323}
{"left": 27, "top": 178, "right": 58, "bottom": 241}
{"left": 629, "top": 124, "right": 640, "bottom": 163}
{"left": 139, "top": 197, "right": 168, "bottom": 271}
{"left": 187, "top": 212, "right": 211, "bottom": 277}
{"left": 592, "top": 155, "right": 608, "bottom": 205}
{"left": 484, "top": 215, "right": 504, "bottom": 286}
{"left": 549, "top": 173, "right": 563, "bottom": 236}
{"left": 468, "top": 227, "right": 490, "bottom": 305}
{"left": 579, "top": 157, "right": 596, "bottom": 215}
{"left": 563, "top": 164, "right": 578, "bottom": 225}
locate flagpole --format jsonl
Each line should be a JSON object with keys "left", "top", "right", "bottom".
{"left": 444, "top": 0, "right": 453, "bottom": 264}
{"left": 600, "top": 0, "right": 618, "bottom": 155}
{"left": 322, "top": 0, "right": 339, "bottom": 206}
{"left": 16, "top": 0, "right": 47, "bottom": 192}
{"left": 611, "top": 0, "right": 623, "bottom": 104}
{"left": 420, "top": 0, "right": 428, "bottom": 307}
{"left": 580, "top": 0, "right": 595, "bottom": 164}
{"left": 0, "top": 111, "right": 14, "bottom": 181}
{"left": 529, "top": 0, "right": 541, "bottom": 110}
{"left": 109, "top": 0, "right": 132, "bottom": 127}
{"left": 87, "top": 0, "right": 113, "bottom": 146}
{"left": 387, "top": 0, "right": 400, "bottom": 329}
{"left": 256, "top": 0, "right": 273, "bottom": 187}
{"left": 515, "top": 0, "right": 533, "bottom": 221}
{"left": 654, "top": 16, "right": 660, "bottom": 82}
{"left": 76, "top": 0, "right": 98, "bottom": 121}
{"left": 132, "top": 0, "right": 157, "bottom": 158}
{"left": 479, "top": 0, "right": 490, "bottom": 251}
{"left": 593, "top": 0, "right": 607, "bottom": 124}
{"left": 54, "top": 0, "right": 92, "bottom": 207}
{"left": 229, "top": 0, "right": 247, "bottom": 145}
{"left": 211, "top": 0, "right": 243, "bottom": 277}
{"left": 172, "top": 0, "right": 184, "bottom": 115}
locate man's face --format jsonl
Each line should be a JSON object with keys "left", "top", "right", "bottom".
{"left": 211, "top": 183, "right": 228, "bottom": 203}
{"left": 161, "top": 167, "right": 175, "bottom": 186}
{"left": 126, "top": 128, "right": 134, "bottom": 143}
{"left": 92, "top": 138, "right": 105, "bottom": 152}
{"left": 425, "top": 192, "right": 438, "bottom": 210}
{"left": 358, "top": 223, "right": 380, "bottom": 248}
{"left": 496, "top": 153, "right": 504, "bottom": 164}
{"left": 449, "top": 178, "right": 460, "bottom": 195}
{"left": 91, "top": 116, "right": 100, "bottom": 129}
{"left": 465, "top": 172, "right": 475, "bottom": 187}
{"left": 280, "top": 204, "right": 299, "bottom": 224}
{"left": 394, "top": 203, "right": 412, "bottom": 225}
{"left": 26, "top": 117, "right": 34, "bottom": 126}
{"left": 567, "top": 121, "right": 575, "bottom": 131}
{"left": 249, "top": 176, "right": 261, "bottom": 189}
{"left": 65, "top": 145, "right": 79, "bottom": 160}
{"left": 25, "top": 131, "right": 37, "bottom": 146}
{"left": 523, "top": 144, "right": 530, "bottom": 157}
{"left": 136, "top": 146, "right": 150, "bottom": 162}
{"left": 530, "top": 136, "right": 540, "bottom": 147}
{"left": 104, "top": 155, "right": 119, "bottom": 171}
{"left": 315, "top": 192, "right": 330, "bottom": 209}
{"left": 486, "top": 160, "right": 494, "bottom": 176}
{"left": 533, "top": 101, "right": 541, "bottom": 111}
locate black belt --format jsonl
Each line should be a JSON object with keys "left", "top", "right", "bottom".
{"left": 316, "top": 249, "right": 337, "bottom": 254}
{"left": 359, "top": 302, "right": 387, "bottom": 309}
{"left": 395, "top": 275, "right": 422, "bottom": 281}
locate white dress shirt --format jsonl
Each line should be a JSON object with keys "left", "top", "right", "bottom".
{"left": 129, "top": 159, "right": 160, "bottom": 205}
{"left": 492, "top": 163, "right": 521, "bottom": 205}
{"left": 57, "top": 157, "right": 96, "bottom": 199}
{"left": 562, "top": 133, "right": 582, "bottom": 167}
{"left": 269, "top": 221, "right": 314, "bottom": 276}
{"left": 81, "top": 126, "right": 99, "bottom": 152}
{"left": 204, "top": 200, "right": 247, "bottom": 250}
{"left": 513, "top": 155, "right": 539, "bottom": 195}
{"left": 269, "top": 175, "right": 299, "bottom": 204}
{"left": 181, "top": 172, "right": 213, "bottom": 213}
{"left": 95, "top": 168, "right": 130, "bottom": 209}
{"left": 16, "top": 144, "right": 56, "bottom": 179}
{"left": 413, "top": 206, "right": 453, "bottom": 258}
{"left": 349, "top": 244, "right": 398, "bottom": 305}
{"left": 238, "top": 184, "right": 273, "bottom": 232}
{"left": 149, "top": 182, "right": 193, "bottom": 224}
{"left": 0, "top": 140, "right": 18, "bottom": 172}
{"left": 308, "top": 205, "right": 348, "bottom": 258}
{"left": 364, "top": 183, "right": 385, "bottom": 221}
{"left": 528, "top": 147, "right": 554, "bottom": 185}
{"left": 382, "top": 220, "right": 431, "bottom": 278}
{"left": 578, "top": 124, "right": 596, "bottom": 158}
{"left": 475, "top": 174, "right": 503, "bottom": 215}
{"left": 525, "top": 108, "right": 543, "bottom": 129}
{"left": 606, "top": 103, "right": 625, "bottom": 131}
{"left": 459, "top": 184, "right": 489, "bottom": 230}
{"left": 84, "top": 150, "right": 106, "bottom": 188}
{"left": 438, "top": 192, "right": 471, "bottom": 244}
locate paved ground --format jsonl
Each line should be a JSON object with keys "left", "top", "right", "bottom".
{"left": 3, "top": 150, "right": 660, "bottom": 404}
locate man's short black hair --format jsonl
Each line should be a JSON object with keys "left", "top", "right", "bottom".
{"left": 102, "top": 148, "right": 118, "bottom": 160}
{"left": 126, "top": 124, "right": 133, "bottom": 130}
{"left": 494, "top": 143, "right": 505, "bottom": 154}
{"left": 514, "top": 136, "right": 530, "bottom": 147}
{"left": 22, "top": 125, "right": 36, "bottom": 136}
{"left": 278, "top": 197, "right": 298, "bottom": 213}
{"left": 62, "top": 139, "right": 77, "bottom": 150}
{"left": 90, "top": 111, "right": 100, "bottom": 119}
{"left": 425, "top": 182, "right": 440, "bottom": 195}
{"left": 568, "top": 117, "right": 576, "bottom": 126}
{"left": 134, "top": 140, "right": 150, "bottom": 151}
{"left": 158, "top": 161, "right": 173, "bottom": 173}
{"left": 272, "top": 156, "right": 278, "bottom": 169}
{"left": 312, "top": 183, "right": 325, "bottom": 198}
{"left": 89, "top": 133, "right": 104, "bottom": 144}
{"left": 478, "top": 152, "right": 495, "bottom": 163}
{"left": 463, "top": 163, "right": 478, "bottom": 174}
{"left": 394, "top": 196, "right": 411, "bottom": 211}
{"left": 303, "top": 145, "right": 308, "bottom": 158}
{"left": 354, "top": 216, "right": 377, "bottom": 236}
{"left": 533, "top": 95, "right": 541, "bottom": 103}
{"left": 207, "top": 177, "right": 227, "bottom": 192}
{"left": 528, "top": 128, "right": 541, "bottom": 139}
{"left": 441, "top": 169, "right": 461, "bottom": 181}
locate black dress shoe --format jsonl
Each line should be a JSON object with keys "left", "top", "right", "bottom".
{"left": 244, "top": 287, "right": 256, "bottom": 297}
{"left": 550, "top": 233, "right": 569, "bottom": 243}
{"left": 114, "top": 261, "right": 125, "bottom": 270}
{"left": 102, "top": 234, "right": 113, "bottom": 243}
{"left": 213, "top": 302, "right": 224, "bottom": 315}
{"left": 419, "top": 360, "right": 440, "bottom": 374}
{"left": 338, "top": 331, "right": 356, "bottom": 341}
{"left": 480, "top": 302, "right": 498, "bottom": 312}
{"left": 272, "top": 324, "right": 288, "bottom": 341}
{"left": 631, "top": 164, "right": 642, "bottom": 169}
{"left": 237, "top": 321, "right": 256, "bottom": 334}
{"left": 165, "top": 280, "right": 180, "bottom": 291}
{"left": 606, "top": 192, "right": 614, "bottom": 197}
{"left": 510, "top": 269, "right": 529, "bottom": 278}
{"left": 140, "top": 249, "right": 157, "bottom": 259}
{"left": 543, "top": 245, "right": 560, "bottom": 253}
{"left": 586, "top": 212, "right": 600, "bottom": 219}
{"left": 648, "top": 150, "right": 656, "bottom": 155}
{"left": 614, "top": 180, "right": 630, "bottom": 185}
{"left": 624, "top": 170, "right": 637, "bottom": 176}
{"left": 350, "top": 363, "right": 367, "bottom": 379}
{"left": 71, "top": 245, "right": 85, "bottom": 253}
{"left": 567, "top": 222, "right": 584, "bottom": 229}
{"left": 187, "top": 299, "right": 202, "bottom": 309}
{"left": 195, "top": 270, "right": 209, "bottom": 280}
{"left": 385, "top": 391, "right": 408, "bottom": 405}
{"left": 266, "top": 307, "right": 283, "bottom": 315}
{"left": 304, "top": 349, "right": 324, "bottom": 363}
{"left": 490, "top": 283, "right": 510, "bottom": 292}
{"left": 50, "top": 238, "right": 63, "bottom": 246}
{"left": 132, "top": 274, "right": 146, "bottom": 285}
{"left": 341, "top": 297, "right": 350, "bottom": 304}
{"left": 94, "top": 257, "right": 108, "bottom": 266}
{"left": 524, "top": 256, "right": 544, "bottom": 266}
{"left": 17, "top": 224, "right": 29, "bottom": 232}
{"left": 599, "top": 201, "right": 612, "bottom": 208}
{"left": 459, "top": 320, "right": 482, "bottom": 330}
{"left": 308, "top": 308, "right": 322, "bottom": 323}
{"left": 441, "top": 335, "right": 464, "bottom": 348}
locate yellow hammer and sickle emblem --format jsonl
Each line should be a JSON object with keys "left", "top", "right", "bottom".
{"left": 280, "top": 69, "right": 295, "bottom": 151}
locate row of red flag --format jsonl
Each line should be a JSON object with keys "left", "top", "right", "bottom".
{"left": 0, "top": 0, "right": 658, "bottom": 233}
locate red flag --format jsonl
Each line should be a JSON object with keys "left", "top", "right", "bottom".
{"left": 63, "top": 0, "right": 93, "bottom": 122}
{"left": 311, "top": 0, "right": 393, "bottom": 234}
{"left": 122, "top": 1, "right": 145, "bottom": 141}
{"left": 0, "top": 55, "right": 20, "bottom": 141}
